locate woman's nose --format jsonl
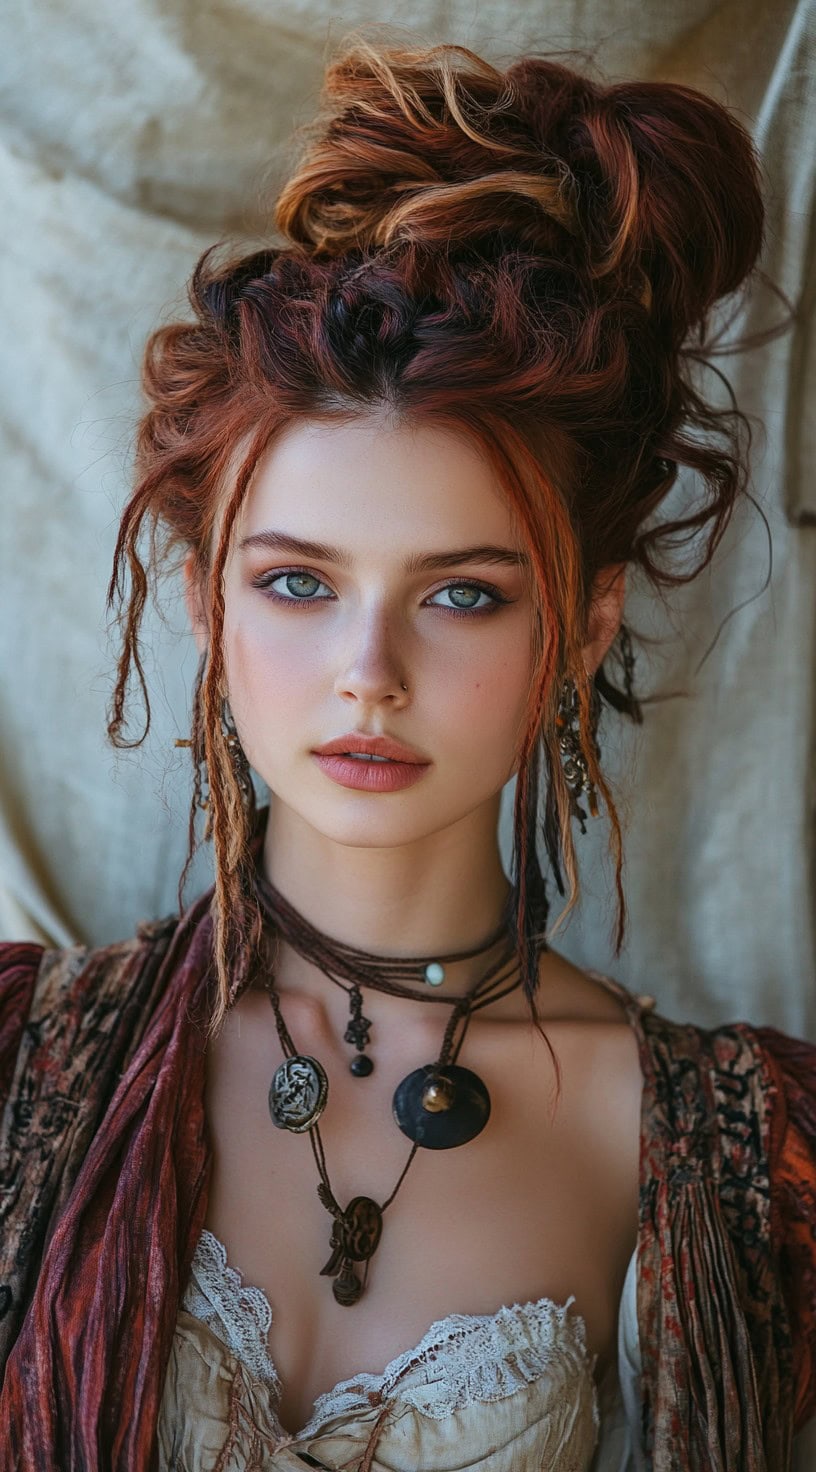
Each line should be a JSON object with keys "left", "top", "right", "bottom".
{"left": 333, "top": 611, "right": 410, "bottom": 708}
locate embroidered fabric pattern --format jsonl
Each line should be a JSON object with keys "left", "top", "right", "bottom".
{"left": 181, "top": 1228, "right": 599, "bottom": 1435}
{"left": 4, "top": 918, "right": 816, "bottom": 1470}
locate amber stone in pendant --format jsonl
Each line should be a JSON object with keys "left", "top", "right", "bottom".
{"left": 392, "top": 1064, "right": 491, "bottom": 1149}
{"left": 420, "top": 1077, "right": 454, "bottom": 1111}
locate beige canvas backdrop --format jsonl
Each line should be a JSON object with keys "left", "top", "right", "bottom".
{"left": 1, "top": 0, "right": 814, "bottom": 1034}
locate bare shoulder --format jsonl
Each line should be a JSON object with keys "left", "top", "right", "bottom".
{"left": 527, "top": 948, "right": 645, "bottom": 1167}
{"left": 533, "top": 946, "right": 634, "bottom": 1026}
{"left": 503, "top": 947, "right": 644, "bottom": 1313}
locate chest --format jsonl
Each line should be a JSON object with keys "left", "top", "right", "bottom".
{"left": 201, "top": 992, "right": 641, "bottom": 1431}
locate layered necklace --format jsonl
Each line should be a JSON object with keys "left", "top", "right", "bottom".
{"left": 253, "top": 871, "right": 539, "bottom": 1307}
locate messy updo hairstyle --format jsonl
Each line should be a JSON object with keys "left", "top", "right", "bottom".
{"left": 108, "top": 34, "right": 769, "bottom": 1036}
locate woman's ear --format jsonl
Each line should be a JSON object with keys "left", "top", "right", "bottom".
{"left": 582, "top": 563, "right": 626, "bottom": 677}
{"left": 183, "top": 550, "right": 209, "bottom": 655}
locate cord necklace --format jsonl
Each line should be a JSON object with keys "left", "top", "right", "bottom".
{"left": 254, "top": 872, "right": 539, "bottom": 1306}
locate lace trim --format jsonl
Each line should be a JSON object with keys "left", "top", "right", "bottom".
{"left": 182, "top": 1228, "right": 282, "bottom": 1393}
{"left": 301, "top": 1295, "right": 597, "bottom": 1433}
{"left": 182, "top": 1229, "right": 597, "bottom": 1434}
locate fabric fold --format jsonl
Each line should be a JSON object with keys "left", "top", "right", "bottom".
{"left": 632, "top": 1010, "right": 795, "bottom": 1471}
{"left": 0, "top": 897, "right": 214, "bottom": 1470}
{"left": 755, "top": 1025, "right": 816, "bottom": 1435}
{"left": 667, "top": 1175, "right": 765, "bottom": 1469}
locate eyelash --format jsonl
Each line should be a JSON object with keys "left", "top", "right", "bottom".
{"left": 251, "top": 567, "right": 511, "bottom": 619}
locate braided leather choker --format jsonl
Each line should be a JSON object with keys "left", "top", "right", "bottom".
{"left": 254, "top": 871, "right": 536, "bottom": 1306}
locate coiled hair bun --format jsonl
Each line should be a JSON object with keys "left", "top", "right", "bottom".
{"left": 110, "top": 33, "right": 778, "bottom": 1032}
{"left": 276, "top": 37, "right": 764, "bottom": 343}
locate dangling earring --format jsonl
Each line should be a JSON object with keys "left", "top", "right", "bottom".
{"left": 175, "top": 651, "right": 210, "bottom": 811}
{"left": 555, "top": 677, "right": 601, "bottom": 834}
{"left": 619, "top": 624, "right": 642, "bottom": 722}
{"left": 593, "top": 623, "right": 642, "bottom": 724}
{"left": 221, "top": 698, "right": 254, "bottom": 807}
{"left": 175, "top": 687, "right": 254, "bottom": 813}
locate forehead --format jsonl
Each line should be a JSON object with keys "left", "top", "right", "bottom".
{"left": 239, "top": 415, "right": 518, "bottom": 551}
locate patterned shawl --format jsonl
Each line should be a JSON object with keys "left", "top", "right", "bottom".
{"left": 0, "top": 889, "right": 814, "bottom": 1470}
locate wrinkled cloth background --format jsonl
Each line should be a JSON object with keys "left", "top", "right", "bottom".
{"left": 1, "top": 1, "right": 814, "bottom": 1035}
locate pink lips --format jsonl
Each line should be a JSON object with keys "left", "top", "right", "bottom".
{"left": 312, "top": 731, "right": 431, "bottom": 792}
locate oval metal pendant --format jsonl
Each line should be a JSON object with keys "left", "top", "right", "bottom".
{"left": 341, "top": 1196, "right": 383, "bottom": 1262}
{"left": 268, "top": 1054, "right": 328, "bottom": 1132}
{"left": 392, "top": 1064, "right": 490, "bottom": 1149}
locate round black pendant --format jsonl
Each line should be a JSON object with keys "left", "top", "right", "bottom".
{"left": 350, "top": 1053, "right": 374, "bottom": 1077}
{"left": 392, "top": 1064, "right": 491, "bottom": 1149}
{"left": 268, "top": 1054, "right": 328, "bottom": 1132}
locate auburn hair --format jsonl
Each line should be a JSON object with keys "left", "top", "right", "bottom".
{"left": 108, "top": 34, "right": 770, "bottom": 1037}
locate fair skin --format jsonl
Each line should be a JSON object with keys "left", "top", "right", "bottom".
{"left": 185, "top": 413, "right": 643, "bottom": 1435}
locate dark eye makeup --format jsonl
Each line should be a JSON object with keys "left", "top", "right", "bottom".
{"left": 249, "top": 567, "right": 513, "bottom": 619}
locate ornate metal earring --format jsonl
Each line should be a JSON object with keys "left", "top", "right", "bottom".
{"left": 175, "top": 696, "right": 254, "bottom": 811}
{"left": 555, "top": 677, "right": 601, "bottom": 833}
{"left": 221, "top": 699, "right": 254, "bottom": 807}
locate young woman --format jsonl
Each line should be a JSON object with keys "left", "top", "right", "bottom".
{"left": 0, "top": 36, "right": 813, "bottom": 1472}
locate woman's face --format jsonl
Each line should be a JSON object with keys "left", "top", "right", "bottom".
{"left": 207, "top": 414, "right": 536, "bottom": 851}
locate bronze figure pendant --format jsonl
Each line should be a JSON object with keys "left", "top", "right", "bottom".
{"left": 319, "top": 1195, "right": 384, "bottom": 1306}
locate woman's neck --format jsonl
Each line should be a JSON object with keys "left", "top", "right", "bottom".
{"left": 259, "top": 793, "right": 515, "bottom": 998}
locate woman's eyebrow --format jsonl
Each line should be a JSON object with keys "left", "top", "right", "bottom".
{"left": 239, "top": 530, "right": 529, "bottom": 572}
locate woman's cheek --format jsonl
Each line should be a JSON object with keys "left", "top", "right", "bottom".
{"left": 229, "top": 597, "right": 310, "bottom": 675}
{"left": 225, "top": 612, "right": 320, "bottom": 736}
{"left": 443, "top": 634, "right": 531, "bottom": 720}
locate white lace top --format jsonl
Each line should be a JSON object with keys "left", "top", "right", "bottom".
{"left": 156, "top": 1229, "right": 643, "bottom": 1472}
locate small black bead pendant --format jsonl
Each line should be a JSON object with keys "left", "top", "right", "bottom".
{"left": 392, "top": 1064, "right": 491, "bottom": 1149}
{"left": 344, "top": 985, "right": 374, "bottom": 1076}
{"left": 343, "top": 985, "right": 372, "bottom": 1051}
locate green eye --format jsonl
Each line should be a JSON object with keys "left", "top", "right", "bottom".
{"left": 252, "top": 569, "right": 510, "bottom": 618}
{"left": 255, "top": 569, "right": 334, "bottom": 601}
{"left": 432, "top": 585, "right": 487, "bottom": 610}
{"left": 447, "top": 585, "right": 480, "bottom": 609}
{"left": 283, "top": 572, "right": 323, "bottom": 598}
